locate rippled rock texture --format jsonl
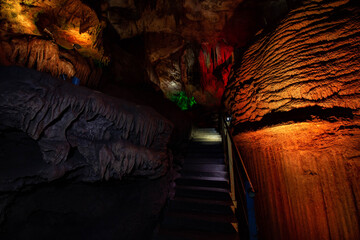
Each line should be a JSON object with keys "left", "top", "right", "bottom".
{"left": 0, "top": 66, "right": 173, "bottom": 186}
{"left": 224, "top": 0, "right": 360, "bottom": 125}
{"left": 0, "top": 0, "right": 108, "bottom": 87}
{"left": 224, "top": 0, "right": 360, "bottom": 239}
{"left": 0, "top": 66, "right": 174, "bottom": 239}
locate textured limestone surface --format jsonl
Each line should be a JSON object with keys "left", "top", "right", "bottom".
{"left": 224, "top": 0, "right": 360, "bottom": 239}
{"left": 0, "top": 129, "right": 173, "bottom": 240}
{"left": 0, "top": 66, "right": 175, "bottom": 239}
{"left": 234, "top": 120, "right": 360, "bottom": 240}
{"left": 0, "top": 66, "right": 173, "bottom": 186}
{"left": 224, "top": 0, "right": 360, "bottom": 126}
{"left": 0, "top": 0, "right": 107, "bottom": 87}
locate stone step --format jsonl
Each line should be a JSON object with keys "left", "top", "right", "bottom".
{"left": 175, "top": 185, "right": 232, "bottom": 201}
{"left": 186, "top": 149, "right": 224, "bottom": 155}
{"left": 176, "top": 176, "right": 229, "bottom": 189}
{"left": 181, "top": 169, "right": 229, "bottom": 178}
{"left": 187, "top": 142, "right": 223, "bottom": 150}
{"left": 181, "top": 163, "right": 227, "bottom": 172}
{"left": 154, "top": 228, "right": 240, "bottom": 240}
{"left": 170, "top": 196, "right": 234, "bottom": 215}
{"left": 184, "top": 157, "right": 225, "bottom": 164}
{"left": 186, "top": 152, "right": 224, "bottom": 158}
{"left": 161, "top": 211, "right": 237, "bottom": 233}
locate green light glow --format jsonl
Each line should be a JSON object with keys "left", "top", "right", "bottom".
{"left": 170, "top": 92, "right": 196, "bottom": 110}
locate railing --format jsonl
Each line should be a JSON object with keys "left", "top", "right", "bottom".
{"left": 220, "top": 116, "right": 257, "bottom": 240}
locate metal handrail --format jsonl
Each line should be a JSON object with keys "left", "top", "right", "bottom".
{"left": 220, "top": 115, "right": 257, "bottom": 240}
{"left": 222, "top": 118, "right": 255, "bottom": 194}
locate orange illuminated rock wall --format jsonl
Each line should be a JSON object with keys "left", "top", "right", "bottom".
{"left": 0, "top": 0, "right": 107, "bottom": 87}
{"left": 224, "top": 0, "right": 360, "bottom": 239}
{"left": 234, "top": 120, "right": 360, "bottom": 239}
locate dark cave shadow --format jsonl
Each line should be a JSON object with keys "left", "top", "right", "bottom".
{"left": 233, "top": 106, "right": 354, "bottom": 135}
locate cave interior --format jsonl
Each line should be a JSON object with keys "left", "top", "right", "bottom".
{"left": 0, "top": 0, "right": 359, "bottom": 240}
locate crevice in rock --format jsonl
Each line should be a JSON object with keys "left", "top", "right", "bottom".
{"left": 232, "top": 106, "right": 354, "bottom": 134}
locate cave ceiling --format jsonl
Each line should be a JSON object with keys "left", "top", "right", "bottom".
{"left": 0, "top": 0, "right": 293, "bottom": 108}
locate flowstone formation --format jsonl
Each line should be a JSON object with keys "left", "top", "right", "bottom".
{"left": 0, "top": 66, "right": 173, "bottom": 187}
{"left": 223, "top": 0, "right": 360, "bottom": 239}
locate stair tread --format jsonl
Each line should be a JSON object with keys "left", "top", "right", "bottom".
{"left": 185, "top": 156, "right": 224, "bottom": 159}
{"left": 186, "top": 152, "right": 224, "bottom": 156}
{"left": 181, "top": 170, "right": 228, "bottom": 178}
{"left": 176, "top": 176, "right": 229, "bottom": 188}
{"left": 175, "top": 185, "right": 230, "bottom": 193}
{"left": 173, "top": 196, "right": 233, "bottom": 206}
{"left": 182, "top": 163, "right": 225, "bottom": 169}
{"left": 157, "top": 228, "right": 240, "bottom": 240}
{"left": 184, "top": 158, "right": 225, "bottom": 164}
{"left": 176, "top": 182, "right": 229, "bottom": 190}
{"left": 166, "top": 210, "right": 237, "bottom": 223}
{"left": 177, "top": 175, "right": 229, "bottom": 182}
{"left": 183, "top": 162, "right": 225, "bottom": 166}
{"left": 170, "top": 196, "right": 234, "bottom": 215}
{"left": 161, "top": 213, "right": 237, "bottom": 233}
{"left": 188, "top": 142, "right": 223, "bottom": 146}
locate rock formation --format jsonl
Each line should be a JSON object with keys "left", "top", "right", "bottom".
{"left": 224, "top": 0, "right": 360, "bottom": 239}
{"left": 105, "top": 0, "right": 278, "bottom": 106}
{"left": 0, "top": 0, "right": 293, "bottom": 107}
{"left": 0, "top": 66, "right": 173, "bottom": 186}
{"left": 0, "top": 0, "right": 108, "bottom": 87}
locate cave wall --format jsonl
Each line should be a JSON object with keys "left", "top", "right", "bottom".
{"left": 0, "top": 0, "right": 295, "bottom": 107}
{"left": 105, "top": 0, "right": 292, "bottom": 107}
{"left": 0, "top": 66, "right": 174, "bottom": 183}
{"left": 223, "top": 0, "right": 360, "bottom": 239}
{"left": 0, "top": 66, "right": 175, "bottom": 238}
{"left": 0, "top": 0, "right": 108, "bottom": 88}
{"left": 234, "top": 121, "right": 360, "bottom": 239}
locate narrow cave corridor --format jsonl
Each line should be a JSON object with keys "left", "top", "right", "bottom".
{"left": 0, "top": 0, "right": 359, "bottom": 240}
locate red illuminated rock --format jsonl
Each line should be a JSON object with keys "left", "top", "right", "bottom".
{"left": 105, "top": 0, "right": 255, "bottom": 106}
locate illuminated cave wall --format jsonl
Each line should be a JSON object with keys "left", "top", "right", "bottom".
{"left": 0, "top": 0, "right": 108, "bottom": 87}
{"left": 197, "top": 42, "right": 233, "bottom": 104}
{"left": 224, "top": 0, "right": 360, "bottom": 239}
{"left": 0, "top": 0, "right": 290, "bottom": 107}
{"left": 105, "top": 0, "right": 276, "bottom": 107}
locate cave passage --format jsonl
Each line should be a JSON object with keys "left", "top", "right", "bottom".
{"left": 0, "top": 0, "right": 359, "bottom": 240}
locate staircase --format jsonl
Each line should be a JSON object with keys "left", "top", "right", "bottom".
{"left": 153, "top": 128, "right": 240, "bottom": 240}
